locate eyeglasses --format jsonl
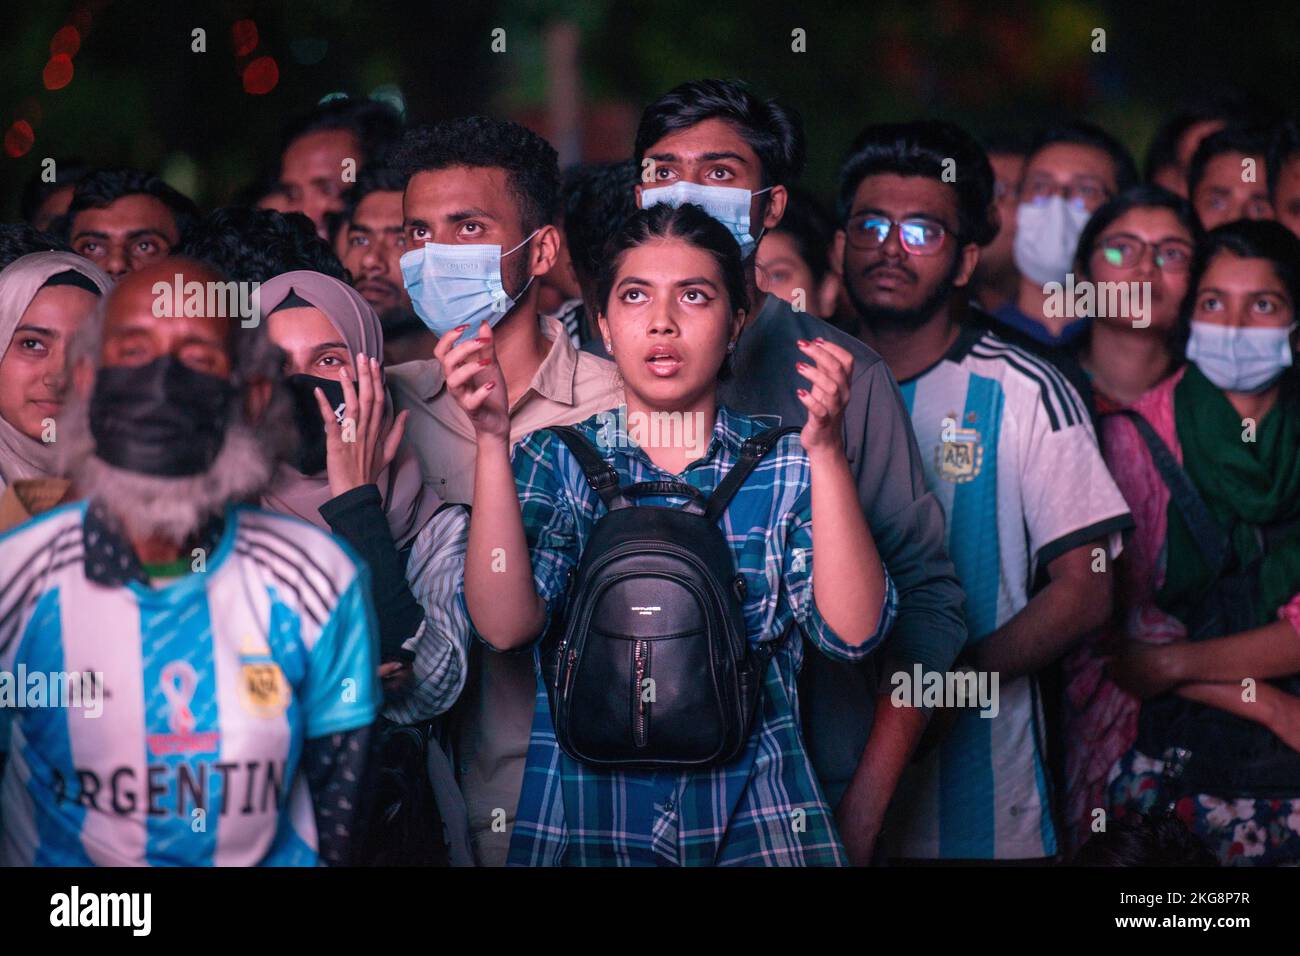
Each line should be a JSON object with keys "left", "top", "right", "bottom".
{"left": 1095, "top": 234, "right": 1194, "bottom": 273}
{"left": 1020, "top": 175, "right": 1112, "bottom": 210}
{"left": 845, "top": 214, "right": 949, "bottom": 254}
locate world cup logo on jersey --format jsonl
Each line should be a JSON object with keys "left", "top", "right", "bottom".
{"left": 238, "top": 638, "right": 290, "bottom": 719}
{"left": 147, "top": 660, "right": 219, "bottom": 754}
{"left": 160, "top": 661, "right": 198, "bottom": 735}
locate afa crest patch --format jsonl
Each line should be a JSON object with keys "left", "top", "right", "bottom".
{"left": 935, "top": 426, "right": 983, "bottom": 483}
{"left": 238, "top": 641, "right": 290, "bottom": 719}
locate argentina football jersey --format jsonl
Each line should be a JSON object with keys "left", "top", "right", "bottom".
{"left": 886, "top": 327, "right": 1132, "bottom": 860}
{"left": 0, "top": 503, "right": 379, "bottom": 866}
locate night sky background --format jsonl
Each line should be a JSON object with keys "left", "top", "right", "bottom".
{"left": 2, "top": 0, "right": 1298, "bottom": 216}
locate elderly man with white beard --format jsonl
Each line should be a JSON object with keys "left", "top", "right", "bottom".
{"left": 0, "top": 257, "right": 381, "bottom": 867}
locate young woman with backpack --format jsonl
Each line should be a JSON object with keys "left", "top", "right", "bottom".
{"left": 439, "top": 202, "right": 896, "bottom": 865}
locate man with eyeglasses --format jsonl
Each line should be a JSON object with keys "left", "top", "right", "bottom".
{"left": 835, "top": 121, "right": 1132, "bottom": 862}
{"left": 634, "top": 80, "right": 969, "bottom": 866}
{"left": 973, "top": 122, "right": 1140, "bottom": 416}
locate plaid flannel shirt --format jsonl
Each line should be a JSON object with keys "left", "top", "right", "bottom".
{"left": 459, "top": 404, "right": 896, "bottom": 866}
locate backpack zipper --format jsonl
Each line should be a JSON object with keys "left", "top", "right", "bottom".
{"left": 633, "top": 639, "right": 650, "bottom": 748}
{"left": 562, "top": 646, "right": 579, "bottom": 700}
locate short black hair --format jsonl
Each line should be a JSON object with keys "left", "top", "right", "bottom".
{"left": 595, "top": 203, "right": 749, "bottom": 381}
{"left": 0, "top": 223, "right": 72, "bottom": 269}
{"left": 768, "top": 185, "right": 836, "bottom": 281}
{"left": 635, "top": 79, "right": 806, "bottom": 188}
{"left": 1073, "top": 813, "right": 1218, "bottom": 866}
{"left": 1268, "top": 118, "right": 1300, "bottom": 201}
{"left": 63, "top": 168, "right": 200, "bottom": 242}
{"left": 596, "top": 203, "right": 749, "bottom": 318}
{"left": 560, "top": 160, "right": 641, "bottom": 287}
{"left": 328, "top": 165, "right": 409, "bottom": 244}
{"left": 280, "top": 96, "right": 404, "bottom": 170}
{"left": 1186, "top": 125, "right": 1272, "bottom": 201}
{"left": 391, "top": 117, "right": 560, "bottom": 234}
{"left": 178, "top": 207, "right": 348, "bottom": 285}
{"left": 1144, "top": 89, "right": 1273, "bottom": 182}
{"left": 836, "top": 120, "right": 998, "bottom": 246}
{"left": 1025, "top": 121, "right": 1139, "bottom": 195}
{"left": 19, "top": 159, "right": 89, "bottom": 224}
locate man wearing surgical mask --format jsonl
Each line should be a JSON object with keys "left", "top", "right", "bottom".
{"left": 385, "top": 117, "right": 620, "bottom": 866}
{"left": 979, "top": 122, "right": 1140, "bottom": 415}
{"left": 633, "top": 79, "right": 970, "bottom": 866}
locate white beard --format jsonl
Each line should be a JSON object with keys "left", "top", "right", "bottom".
{"left": 59, "top": 392, "right": 276, "bottom": 544}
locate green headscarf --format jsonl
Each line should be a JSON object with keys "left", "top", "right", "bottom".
{"left": 1158, "top": 364, "right": 1300, "bottom": 626}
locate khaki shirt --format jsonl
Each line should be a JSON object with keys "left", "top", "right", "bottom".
{"left": 0, "top": 477, "right": 73, "bottom": 534}
{"left": 388, "top": 315, "right": 621, "bottom": 865}
{"left": 388, "top": 316, "right": 621, "bottom": 505}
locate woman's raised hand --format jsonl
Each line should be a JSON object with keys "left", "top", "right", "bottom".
{"left": 795, "top": 337, "right": 854, "bottom": 459}
{"left": 316, "top": 353, "right": 409, "bottom": 497}
{"left": 435, "top": 323, "right": 510, "bottom": 444}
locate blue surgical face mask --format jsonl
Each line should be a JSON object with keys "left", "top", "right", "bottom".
{"left": 399, "top": 230, "right": 539, "bottom": 341}
{"left": 639, "top": 182, "right": 772, "bottom": 257}
{"left": 1186, "top": 319, "right": 1297, "bottom": 393}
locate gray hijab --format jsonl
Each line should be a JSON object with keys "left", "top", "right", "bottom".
{"left": 258, "top": 270, "right": 443, "bottom": 549}
{"left": 0, "top": 252, "right": 111, "bottom": 486}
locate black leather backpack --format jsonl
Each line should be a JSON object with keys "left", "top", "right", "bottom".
{"left": 539, "top": 423, "right": 799, "bottom": 770}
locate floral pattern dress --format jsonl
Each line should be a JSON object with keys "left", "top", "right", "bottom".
{"left": 1108, "top": 752, "right": 1300, "bottom": 865}
{"left": 1080, "top": 368, "right": 1300, "bottom": 865}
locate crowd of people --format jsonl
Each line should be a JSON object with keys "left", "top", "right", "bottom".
{"left": 0, "top": 79, "right": 1297, "bottom": 867}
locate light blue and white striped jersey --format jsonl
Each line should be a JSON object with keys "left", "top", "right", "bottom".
{"left": 885, "top": 327, "right": 1131, "bottom": 859}
{"left": 0, "top": 502, "right": 380, "bottom": 867}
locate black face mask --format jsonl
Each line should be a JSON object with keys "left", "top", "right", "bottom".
{"left": 285, "top": 374, "right": 347, "bottom": 475}
{"left": 88, "top": 356, "right": 237, "bottom": 477}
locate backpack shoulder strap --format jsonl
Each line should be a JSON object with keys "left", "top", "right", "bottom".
{"left": 1111, "top": 409, "right": 1228, "bottom": 573}
{"left": 545, "top": 425, "right": 627, "bottom": 511}
{"left": 704, "top": 425, "right": 802, "bottom": 524}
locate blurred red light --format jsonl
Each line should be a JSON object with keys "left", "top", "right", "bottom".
{"left": 232, "top": 19, "right": 259, "bottom": 57}
{"left": 43, "top": 55, "right": 75, "bottom": 91}
{"left": 51, "top": 25, "right": 81, "bottom": 58}
{"left": 242, "top": 56, "right": 279, "bottom": 95}
{"left": 5, "top": 121, "right": 35, "bottom": 158}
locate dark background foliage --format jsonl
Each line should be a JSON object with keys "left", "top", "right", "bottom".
{"left": 2, "top": 0, "right": 1295, "bottom": 214}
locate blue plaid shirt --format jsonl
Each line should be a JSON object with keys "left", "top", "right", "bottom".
{"left": 460, "top": 404, "right": 897, "bottom": 866}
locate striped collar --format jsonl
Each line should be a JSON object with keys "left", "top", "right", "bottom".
{"left": 82, "top": 499, "right": 225, "bottom": 587}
